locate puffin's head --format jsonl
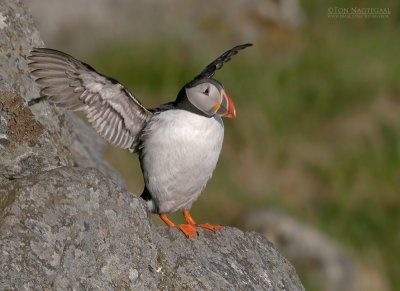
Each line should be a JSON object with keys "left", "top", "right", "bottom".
{"left": 174, "top": 43, "right": 252, "bottom": 118}
{"left": 175, "top": 78, "right": 236, "bottom": 118}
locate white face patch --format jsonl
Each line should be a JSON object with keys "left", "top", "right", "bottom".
{"left": 185, "top": 83, "right": 222, "bottom": 116}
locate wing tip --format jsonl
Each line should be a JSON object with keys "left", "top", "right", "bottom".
{"left": 194, "top": 43, "right": 253, "bottom": 80}
{"left": 236, "top": 43, "right": 253, "bottom": 50}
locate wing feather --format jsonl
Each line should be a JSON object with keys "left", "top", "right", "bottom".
{"left": 194, "top": 43, "right": 253, "bottom": 80}
{"left": 28, "top": 48, "right": 152, "bottom": 151}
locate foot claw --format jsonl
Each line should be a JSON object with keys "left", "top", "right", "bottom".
{"left": 198, "top": 223, "right": 223, "bottom": 232}
{"left": 177, "top": 224, "right": 198, "bottom": 238}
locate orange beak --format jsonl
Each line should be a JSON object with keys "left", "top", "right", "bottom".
{"left": 217, "top": 90, "right": 236, "bottom": 118}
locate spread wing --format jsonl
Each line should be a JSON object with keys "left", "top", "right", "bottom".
{"left": 194, "top": 43, "right": 253, "bottom": 80}
{"left": 28, "top": 48, "right": 152, "bottom": 151}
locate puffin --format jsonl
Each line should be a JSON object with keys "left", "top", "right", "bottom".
{"left": 28, "top": 43, "right": 252, "bottom": 238}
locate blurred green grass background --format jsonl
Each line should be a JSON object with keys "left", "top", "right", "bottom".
{"left": 76, "top": 2, "right": 400, "bottom": 289}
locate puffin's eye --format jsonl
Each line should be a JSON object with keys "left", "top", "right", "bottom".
{"left": 203, "top": 87, "right": 210, "bottom": 96}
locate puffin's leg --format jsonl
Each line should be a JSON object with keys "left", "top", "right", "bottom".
{"left": 159, "top": 214, "right": 175, "bottom": 227}
{"left": 159, "top": 214, "right": 198, "bottom": 238}
{"left": 182, "top": 210, "right": 196, "bottom": 225}
{"left": 182, "top": 210, "right": 222, "bottom": 232}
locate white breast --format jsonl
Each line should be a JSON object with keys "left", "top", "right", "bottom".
{"left": 139, "top": 109, "right": 224, "bottom": 213}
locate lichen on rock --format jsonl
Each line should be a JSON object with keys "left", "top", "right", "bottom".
{"left": 0, "top": 91, "right": 44, "bottom": 144}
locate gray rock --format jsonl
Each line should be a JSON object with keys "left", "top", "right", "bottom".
{"left": 0, "top": 167, "right": 305, "bottom": 290}
{"left": 0, "top": 0, "right": 124, "bottom": 187}
{"left": 0, "top": 0, "right": 69, "bottom": 180}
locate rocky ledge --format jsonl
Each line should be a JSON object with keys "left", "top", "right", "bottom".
{"left": 0, "top": 167, "right": 304, "bottom": 290}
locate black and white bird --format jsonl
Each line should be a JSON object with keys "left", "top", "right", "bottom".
{"left": 28, "top": 43, "right": 252, "bottom": 238}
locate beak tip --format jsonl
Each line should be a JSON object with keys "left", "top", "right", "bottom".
{"left": 228, "top": 108, "right": 236, "bottom": 118}
{"left": 221, "top": 90, "right": 236, "bottom": 118}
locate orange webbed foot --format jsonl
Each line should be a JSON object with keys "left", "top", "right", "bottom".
{"left": 183, "top": 210, "right": 223, "bottom": 233}
{"left": 177, "top": 224, "right": 198, "bottom": 238}
{"left": 198, "top": 223, "right": 223, "bottom": 232}
{"left": 160, "top": 212, "right": 222, "bottom": 238}
{"left": 159, "top": 213, "right": 198, "bottom": 238}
